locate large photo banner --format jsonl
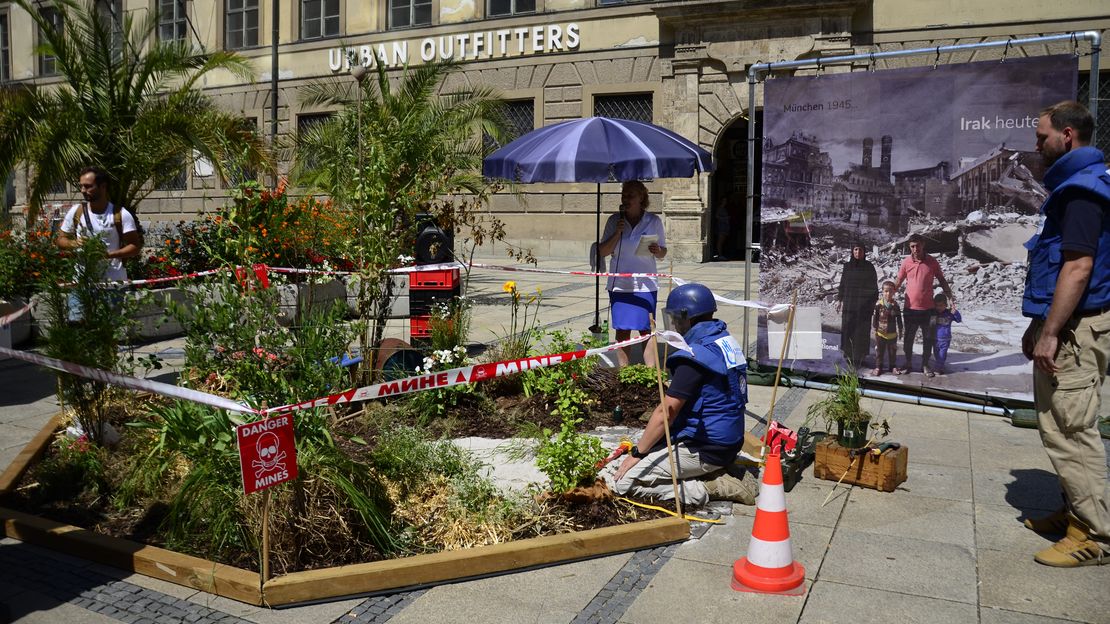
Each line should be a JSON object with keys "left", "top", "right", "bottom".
{"left": 758, "top": 55, "right": 1078, "bottom": 401}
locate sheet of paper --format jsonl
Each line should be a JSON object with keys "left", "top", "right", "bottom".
{"left": 634, "top": 234, "right": 658, "bottom": 257}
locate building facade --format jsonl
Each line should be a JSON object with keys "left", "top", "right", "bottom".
{"left": 1, "top": 0, "right": 1107, "bottom": 261}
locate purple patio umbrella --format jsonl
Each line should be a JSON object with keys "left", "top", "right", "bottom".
{"left": 482, "top": 117, "right": 714, "bottom": 329}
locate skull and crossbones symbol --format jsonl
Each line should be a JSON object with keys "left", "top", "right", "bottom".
{"left": 251, "top": 431, "right": 287, "bottom": 478}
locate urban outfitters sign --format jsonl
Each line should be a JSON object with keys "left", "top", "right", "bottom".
{"left": 328, "top": 22, "right": 580, "bottom": 72}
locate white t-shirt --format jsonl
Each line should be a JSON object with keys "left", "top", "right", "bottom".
{"left": 61, "top": 203, "right": 138, "bottom": 281}
{"left": 602, "top": 210, "right": 667, "bottom": 292}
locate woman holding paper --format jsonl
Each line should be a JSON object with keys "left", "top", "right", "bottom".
{"left": 599, "top": 180, "right": 668, "bottom": 367}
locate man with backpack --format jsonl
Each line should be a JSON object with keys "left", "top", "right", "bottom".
{"left": 55, "top": 166, "right": 142, "bottom": 281}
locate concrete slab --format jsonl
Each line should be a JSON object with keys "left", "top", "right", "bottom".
{"left": 882, "top": 405, "right": 970, "bottom": 441}
{"left": 818, "top": 529, "right": 978, "bottom": 604}
{"left": 974, "top": 503, "right": 1059, "bottom": 555}
{"left": 840, "top": 489, "right": 975, "bottom": 550}
{"left": 675, "top": 516, "right": 832, "bottom": 580}
{"left": 388, "top": 552, "right": 632, "bottom": 624}
{"left": 896, "top": 463, "right": 974, "bottom": 503}
{"left": 895, "top": 434, "right": 971, "bottom": 468}
{"left": 245, "top": 597, "right": 365, "bottom": 624}
{"left": 977, "top": 548, "right": 1110, "bottom": 623}
{"left": 980, "top": 606, "right": 1090, "bottom": 624}
{"left": 799, "top": 580, "right": 978, "bottom": 624}
{"left": 971, "top": 466, "right": 1062, "bottom": 513}
{"left": 622, "top": 557, "right": 808, "bottom": 624}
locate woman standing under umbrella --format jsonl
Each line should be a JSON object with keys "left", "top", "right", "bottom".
{"left": 599, "top": 180, "right": 667, "bottom": 367}
{"left": 837, "top": 243, "right": 878, "bottom": 369}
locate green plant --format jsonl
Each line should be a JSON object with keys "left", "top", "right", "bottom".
{"left": 0, "top": 0, "right": 270, "bottom": 222}
{"left": 805, "top": 367, "right": 889, "bottom": 446}
{"left": 39, "top": 239, "right": 135, "bottom": 445}
{"left": 496, "top": 281, "right": 543, "bottom": 360}
{"left": 521, "top": 328, "right": 598, "bottom": 419}
{"left": 33, "top": 433, "right": 108, "bottom": 501}
{"left": 405, "top": 345, "right": 478, "bottom": 424}
{"left": 618, "top": 364, "right": 666, "bottom": 388}
{"left": 534, "top": 415, "right": 606, "bottom": 493}
{"left": 293, "top": 60, "right": 527, "bottom": 384}
{"left": 428, "top": 298, "right": 471, "bottom": 352}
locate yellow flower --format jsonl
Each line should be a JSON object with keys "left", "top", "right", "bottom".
{"left": 502, "top": 281, "right": 516, "bottom": 293}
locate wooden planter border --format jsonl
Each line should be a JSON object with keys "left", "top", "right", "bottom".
{"left": 0, "top": 414, "right": 689, "bottom": 607}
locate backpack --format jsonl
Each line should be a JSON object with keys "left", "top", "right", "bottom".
{"left": 74, "top": 203, "right": 144, "bottom": 250}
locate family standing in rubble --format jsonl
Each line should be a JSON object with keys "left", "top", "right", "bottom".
{"left": 836, "top": 235, "right": 958, "bottom": 377}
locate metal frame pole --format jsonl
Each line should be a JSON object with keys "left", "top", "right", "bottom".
{"left": 741, "top": 30, "right": 1103, "bottom": 354}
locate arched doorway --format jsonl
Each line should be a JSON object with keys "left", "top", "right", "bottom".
{"left": 710, "top": 111, "right": 761, "bottom": 262}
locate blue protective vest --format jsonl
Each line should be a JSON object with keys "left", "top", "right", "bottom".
{"left": 664, "top": 319, "right": 747, "bottom": 449}
{"left": 1022, "top": 146, "right": 1110, "bottom": 319}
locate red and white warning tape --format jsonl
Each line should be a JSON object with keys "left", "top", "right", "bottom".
{"left": 0, "top": 304, "right": 32, "bottom": 328}
{"left": 0, "top": 329, "right": 694, "bottom": 419}
{"left": 264, "top": 330, "right": 692, "bottom": 415}
{"left": 0, "top": 345, "right": 258, "bottom": 414}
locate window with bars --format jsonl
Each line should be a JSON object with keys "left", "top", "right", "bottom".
{"left": 594, "top": 93, "right": 653, "bottom": 123}
{"left": 157, "top": 163, "right": 189, "bottom": 191}
{"left": 389, "top": 0, "right": 431, "bottom": 29}
{"left": 488, "top": 0, "right": 535, "bottom": 17}
{"left": 226, "top": 0, "right": 259, "bottom": 50}
{"left": 159, "top": 0, "right": 188, "bottom": 43}
{"left": 301, "top": 0, "right": 340, "bottom": 39}
{"left": 484, "top": 99, "right": 534, "bottom": 153}
{"left": 298, "top": 112, "right": 333, "bottom": 136}
{"left": 94, "top": 0, "right": 123, "bottom": 59}
{"left": 38, "top": 6, "right": 63, "bottom": 76}
{"left": 227, "top": 118, "right": 258, "bottom": 186}
{"left": 1, "top": 14, "right": 9, "bottom": 83}
{"left": 1078, "top": 71, "right": 1110, "bottom": 156}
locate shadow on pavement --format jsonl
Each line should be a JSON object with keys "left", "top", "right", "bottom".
{"left": 1004, "top": 468, "right": 1063, "bottom": 521}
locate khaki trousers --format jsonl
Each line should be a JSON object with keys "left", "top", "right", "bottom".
{"left": 1033, "top": 309, "right": 1110, "bottom": 547}
{"left": 600, "top": 442, "right": 722, "bottom": 507}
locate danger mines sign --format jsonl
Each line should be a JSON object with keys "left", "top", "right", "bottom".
{"left": 236, "top": 415, "right": 298, "bottom": 495}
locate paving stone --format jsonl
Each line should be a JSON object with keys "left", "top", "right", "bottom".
{"left": 979, "top": 606, "right": 1089, "bottom": 624}
{"left": 840, "top": 488, "right": 975, "bottom": 549}
{"left": 818, "top": 529, "right": 978, "bottom": 604}
{"left": 977, "top": 548, "right": 1110, "bottom": 623}
{"left": 800, "top": 580, "right": 978, "bottom": 623}
{"left": 622, "top": 557, "right": 808, "bottom": 623}
{"left": 971, "top": 466, "right": 1062, "bottom": 513}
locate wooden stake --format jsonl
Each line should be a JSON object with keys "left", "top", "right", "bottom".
{"left": 762, "top": 290, "right": 798, "bottom": 462}
{"left": 261, "top": 489, "right": 271, "bottom": 583}
{"left": 650, "top": 317, "right": 682, "bottom": 518}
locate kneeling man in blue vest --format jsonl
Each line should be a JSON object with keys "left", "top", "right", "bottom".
{"left": 600, "top": 283, "right": 759, "bottom": 507}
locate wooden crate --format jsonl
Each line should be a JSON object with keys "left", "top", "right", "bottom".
{"left": 813, "top": 438, "right": 908, "bottom": 492}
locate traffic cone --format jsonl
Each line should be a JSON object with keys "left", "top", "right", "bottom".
{"left": 731, "top": 447, "right": 806, "bottom": 595}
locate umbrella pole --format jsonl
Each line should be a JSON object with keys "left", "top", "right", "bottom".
{"left": 594, "top": 182, "right": 601, "bottom": 330}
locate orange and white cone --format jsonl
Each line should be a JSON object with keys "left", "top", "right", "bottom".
{"left": 731, "top": 447, "right": 806, "bottom": 595}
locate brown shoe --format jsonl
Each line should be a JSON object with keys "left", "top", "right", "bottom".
{"left": 1024, "top": 507, "right": 1070, "bottom": 534}
{"left": 1033, "top": 516, "right": 1109, "bottom": 567}
{"left": 704, "top": 473, "right": 758, "bottom": 505}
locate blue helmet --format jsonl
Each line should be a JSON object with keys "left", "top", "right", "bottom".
{"left": 664, "top": 283, "right": 717, "bottom": 320}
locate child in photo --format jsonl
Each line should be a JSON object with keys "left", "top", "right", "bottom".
{"left": 930, "top": 293, "right": 962, "bottom": 376}
{"left": 871, "top": 280, "right": 904, "bottom": 375}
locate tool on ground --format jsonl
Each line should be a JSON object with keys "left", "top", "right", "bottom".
{"left": 780, "top": 426, "right": 821, "bottom": 492}
{"left": 595, "top": 438, "right": 633, "bottom": 470}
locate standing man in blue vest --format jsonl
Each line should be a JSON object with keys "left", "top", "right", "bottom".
{"left": 1021, "top": 100, "right": 1109, "bottom": 567}
{"left": 603, "top": 283, "right": 758, "bottom": 507}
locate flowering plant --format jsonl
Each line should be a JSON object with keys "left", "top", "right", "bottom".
{"left": 499, "top": 281, "right": 542, "bottom": 360}
{"left": 0, "top": 215, "right": 67, "bottom": 299}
